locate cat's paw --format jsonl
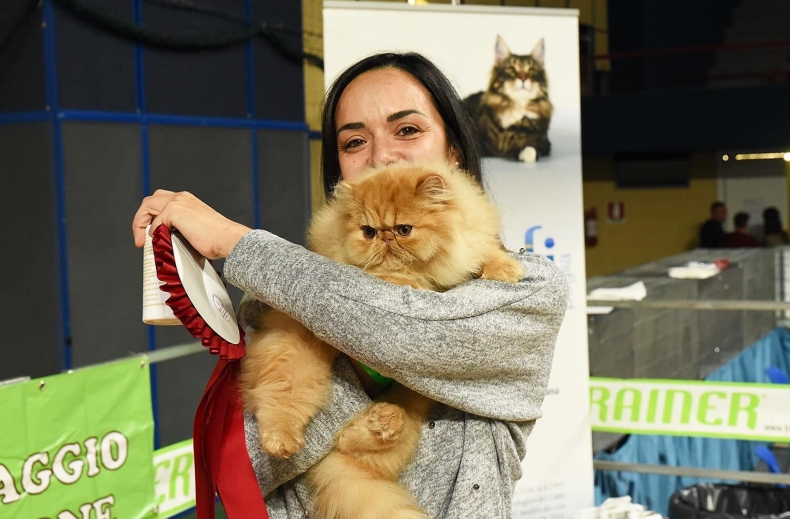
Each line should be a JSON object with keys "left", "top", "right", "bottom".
{"left": 335, "top": 403, "right": 405, "bottom": 453}
{"left": 258, "top": 423, "right": 305, "bottom": 458}
{"left": 518, "top": 146, "right": 537, "bottom": 163}
{"left": 480, "top": 256, "right": 525, "bottom": 284}
{"left": 365, "top": 402, "right": 405, "bottom": 440}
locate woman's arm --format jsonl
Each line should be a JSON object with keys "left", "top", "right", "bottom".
{"left": 225, "top": 230, "right": 568, "bottom": 422}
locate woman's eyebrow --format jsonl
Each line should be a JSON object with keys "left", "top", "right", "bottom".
{"left": 337, "top": 109, "right": 425, "bottom": 134}
{"left": 337, "top": 121, "right": 365, "bottom": 134}
{"left": 387, "top": 109, "right": 424, "bottom": 122}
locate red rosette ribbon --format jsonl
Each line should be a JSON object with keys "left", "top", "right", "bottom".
{"left": 150, "top": 224, "right": 245, "bottom": 360}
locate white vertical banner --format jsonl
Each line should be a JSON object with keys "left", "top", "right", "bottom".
{"left": 323, "top": 2, "right": 593, "bottom": 517}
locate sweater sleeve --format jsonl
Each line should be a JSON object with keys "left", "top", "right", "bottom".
{"left": 224, "top": 230, "right": 568, "bottom": 422}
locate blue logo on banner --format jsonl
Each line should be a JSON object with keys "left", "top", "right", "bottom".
{"left": 525, "top": 225, "right": 556, "bottom": 261}
{"left": 524, "top": 225, "right": 575, "bottom": 308}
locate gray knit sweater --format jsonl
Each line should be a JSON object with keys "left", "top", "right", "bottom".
{"left": 223, "top": 230, "right": 568, "bottom": 519}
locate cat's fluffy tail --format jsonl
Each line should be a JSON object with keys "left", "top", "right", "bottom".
{"left": 309, "top": 451, "right": 428, "bottom": 519}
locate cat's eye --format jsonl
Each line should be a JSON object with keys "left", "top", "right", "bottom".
{"left": 396, "top": 225, "right": 413, "bottom": 237}
{"left": 361, "top": 226, "right": 376, "bottom": 239}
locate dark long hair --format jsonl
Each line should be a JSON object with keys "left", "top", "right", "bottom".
{"left": 321, "top": 52, "right": 483, "bottom": 197}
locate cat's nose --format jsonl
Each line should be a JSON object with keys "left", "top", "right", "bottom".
{"left": 381, "top": 230, "right": 395, "bottom": 242}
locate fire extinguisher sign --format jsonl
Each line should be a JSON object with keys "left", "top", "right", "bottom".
{"left": 607, "top": 202, "right": 625, "bottom": 223}
{"left": 584, "top": 208, "right": 598, "bottom": 247}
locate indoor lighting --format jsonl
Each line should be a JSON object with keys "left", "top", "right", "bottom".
{"left": 734, "top": 152, "right": 788, "bottom": 161}
{"left": 722, "top": 155, "right": 729, "bottom": 161}
{"left": 785, "top": 152, "right": 790, "bottom": 162}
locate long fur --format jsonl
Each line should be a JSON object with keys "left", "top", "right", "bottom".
{"left": 239, "top": 161, "right": 524, "bottom": 517}
{"left": 463, "top": 36, "right": 554, "bottom": 162}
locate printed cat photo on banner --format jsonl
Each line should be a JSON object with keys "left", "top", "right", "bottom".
{"left": 463, "top": 36, "right": 554, "bottom": 163}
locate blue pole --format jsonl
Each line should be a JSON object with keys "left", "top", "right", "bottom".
{"left": 245, "top": 0, "right": 261, "bottom": 229}
{"left": 133, "top": 0, "right": 160, "bottom": 450}
{"left": 42, "top": 0, "right": 72, "bottom": 371}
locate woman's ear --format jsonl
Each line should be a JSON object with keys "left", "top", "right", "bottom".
{"left": 448, "top": 145, "right": 460, "bottom": 168}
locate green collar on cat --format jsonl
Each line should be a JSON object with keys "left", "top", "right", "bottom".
{"left": 358, "top": 362, "right": 395, "bottom": 388}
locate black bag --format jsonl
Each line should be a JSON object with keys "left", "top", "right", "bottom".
{"left": 669, "top": 483, "right": 790, "bottom": 519}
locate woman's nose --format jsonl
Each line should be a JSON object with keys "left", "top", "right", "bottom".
{"left": 370, "top": 141, "right": 400, "bottom": 167}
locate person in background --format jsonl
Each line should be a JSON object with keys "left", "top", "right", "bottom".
{"left": 762, "top": 207, "right": 790, "bottom": 246}
{"left": 699, "top": 201, "right": 727, "bottom": 248}
{"left": 719, "top": 212, "right": 759, "bottom": 248}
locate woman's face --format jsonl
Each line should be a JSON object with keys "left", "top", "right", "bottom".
{"left": 335, "top": 68, "right": 459, "bottom": 181}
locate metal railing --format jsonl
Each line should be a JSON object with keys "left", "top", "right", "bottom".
{"left": 146, "top": 341, "right": 205, "bottom": 364}
{"left": 587, "top": 299, "right": 790, "bottom": 312}
{"left": 594, "top": 460, "right": 790, "bottom": 486}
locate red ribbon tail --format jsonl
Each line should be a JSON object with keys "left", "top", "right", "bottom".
{"left": 193, "top": 361, "right": 269, "bottom": 519}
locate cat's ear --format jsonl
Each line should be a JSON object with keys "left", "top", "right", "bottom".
{"left": 417, "top": 175, "right": 450, "bottom": 204}
{"left": 531, "top": 38, "right": 545, "bottom": 66}
{"left": 495, "top": 35, "right": 511, "bottom": 64}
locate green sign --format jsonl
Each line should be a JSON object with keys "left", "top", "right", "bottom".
{"left": 0, "top": 357, "right": 156, "bottom": 518}
{"left": 590, "top": 377, "right": 790, "bottom": 442}
{"left": 153, "top": 440, "right": 195, "bottom": 517}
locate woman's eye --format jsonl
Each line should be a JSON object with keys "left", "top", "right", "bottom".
{"left": 343, "top": 138, "right": 365, "bottom": 150}
{"left": 361, "top": 226, "right": 376, "bottom": 239}
{"left": 397, "top": 126, "right": 419, "bottom": 137}
{"left": 396, "top": 225, "right": 413, "bottom": 237}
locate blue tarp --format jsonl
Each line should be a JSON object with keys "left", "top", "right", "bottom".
{"left": 594, "top": 327, "right": 790, "bottom": 516}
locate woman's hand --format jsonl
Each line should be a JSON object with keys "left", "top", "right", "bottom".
{"left": 132, "top": 190, "right": 251, "bottom": 259}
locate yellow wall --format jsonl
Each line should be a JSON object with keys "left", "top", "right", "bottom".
{"left": 302, "top": 0, "right": 325, "bottom": 212}
{"left": 582, "top": 154, "right": 719, "bottom": 278}
{"left": 302, "top": 0, "right": 323, "bottom": 133}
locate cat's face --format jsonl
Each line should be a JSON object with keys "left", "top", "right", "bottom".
{"left": 491, "top": 37, "right": 547, "bottom": 102}
{"left": 334, "top": 166, "right": 457, "bottom": 272}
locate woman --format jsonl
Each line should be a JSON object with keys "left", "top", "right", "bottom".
{"left": 133, "top": 53, "right": 567, "bottom": 518}
{"left": 762, "top": 207, "right": 790, "bottom": 247}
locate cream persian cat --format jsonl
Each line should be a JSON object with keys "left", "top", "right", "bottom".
{"left": 240, "top": 161, "right": 524, "bottom": 519}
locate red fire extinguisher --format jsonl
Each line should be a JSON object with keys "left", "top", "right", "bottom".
{"left": 584, "top": 208, "right": 598, "bottom": 247}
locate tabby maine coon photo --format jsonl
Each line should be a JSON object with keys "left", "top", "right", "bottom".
{"left": 463, "top": 35, "right": 554, "bottom": 163}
